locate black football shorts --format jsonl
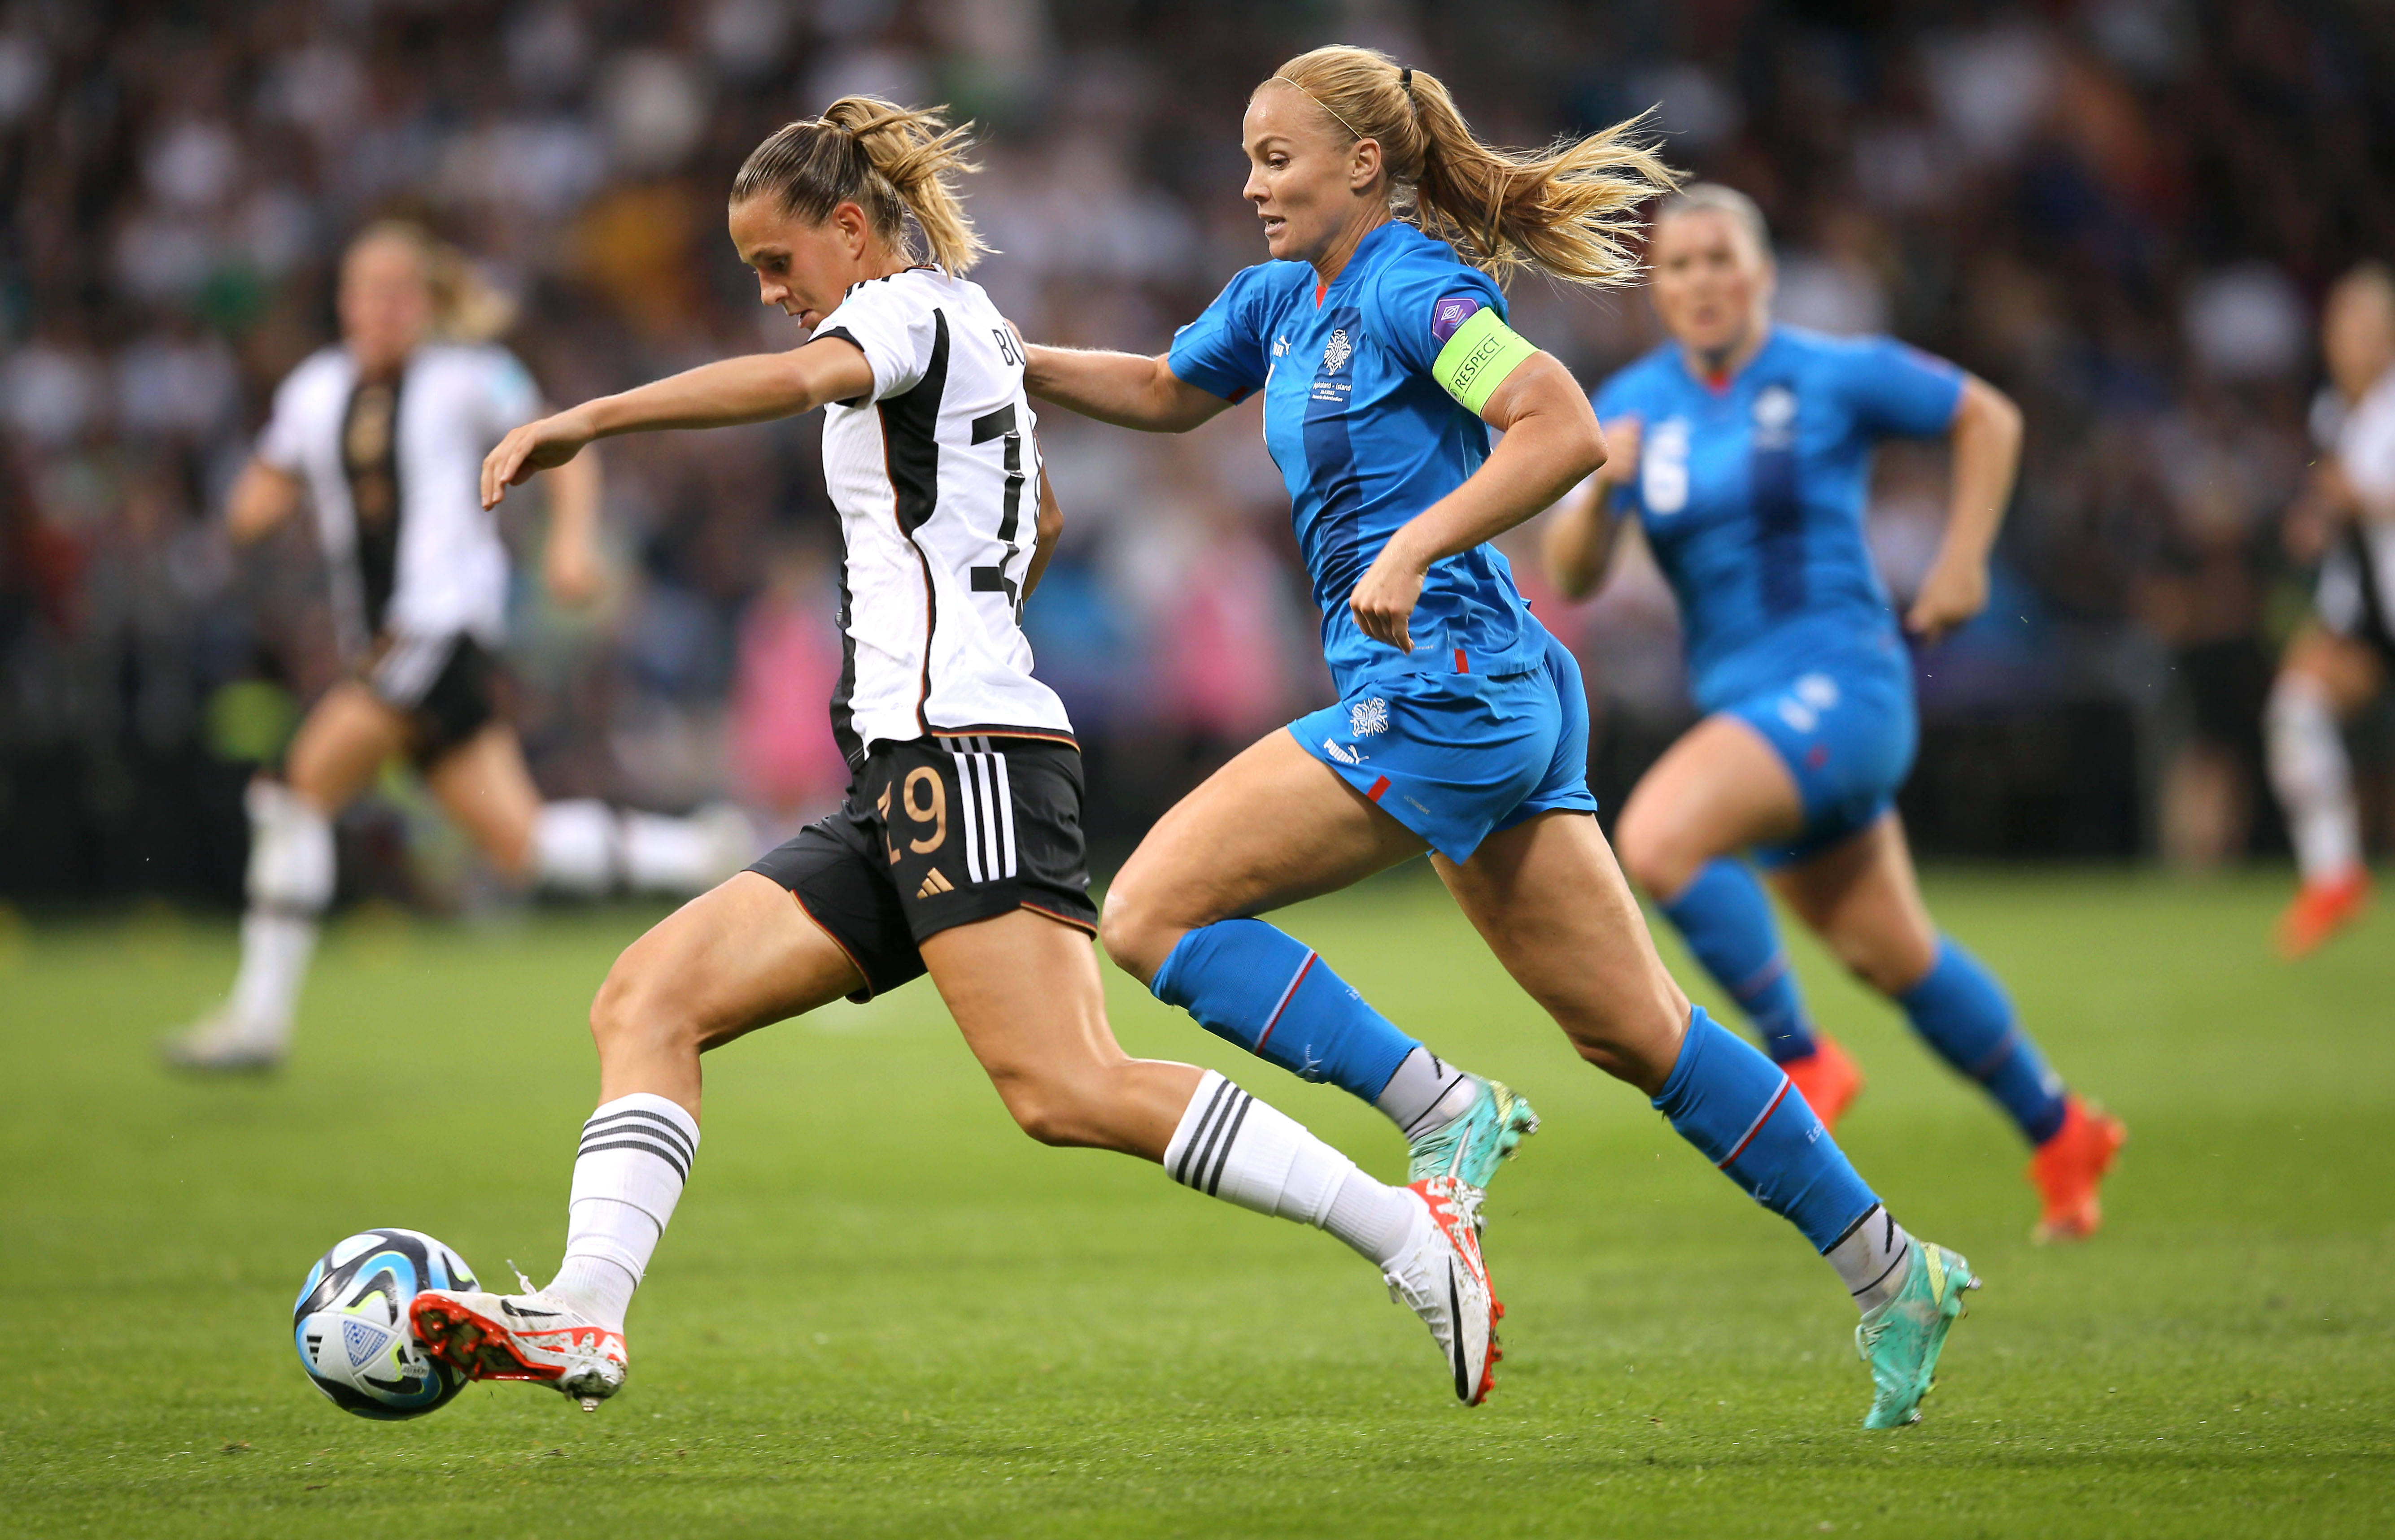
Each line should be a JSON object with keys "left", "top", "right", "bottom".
{"left": 363, "top": 631, "right": 502, "bottom": 768}
{"left": 747, "top": 733, "right": 1099, "bottom": 1000}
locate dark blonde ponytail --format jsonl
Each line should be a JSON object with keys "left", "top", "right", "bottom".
{"left": 729, "top": 97, "right": 991, "bottom": 274}
{"left": 1266, "top": 45, "right": 1677, "bottom": 289}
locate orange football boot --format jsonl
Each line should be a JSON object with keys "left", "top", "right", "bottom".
{"left": 1782, "top": 1032, "right": 1865, "bottom": 1131}
{"left": 2276, "top": 869, "right": 2370, "bottom": 959}
{"left": 2027, "top": 1097, "right": 2127, "bottom": 1243}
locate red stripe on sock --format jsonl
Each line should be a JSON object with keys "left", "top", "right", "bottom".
{"left": 1253, "top": 951, "right": 1317, "bottom": 1054}
{"left": 1717, "top": 1075, "right": 1793, "bottom": 1170}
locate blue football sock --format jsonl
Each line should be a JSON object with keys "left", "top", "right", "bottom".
{"left": 1898, "top": 938, "right": 2067, "bottom": 1146}
{"left": 1151, "top": 918, "right": 1421, "bottom": 1104}
{"left": 1652, "top": 1007, "right": 1878, "bottom": 1252}
{"left": 1659, "top": 859, "right": 1819, "bottom": 1063}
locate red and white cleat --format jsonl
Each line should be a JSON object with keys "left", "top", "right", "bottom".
{"left": 2276, "top": 869, "right": 2370, "bottom": 959}
{"left": 1383, "top": 1178, "right": 1501, "bottom": 1406}
{"left": 410, "top": 1288, "right": 628, "bottom": 1409}
{"left": 1782, "top": 1032, "right": 1866, "bottom": 1132}
{"left": 2027, "top": 1097, "right": 2128, "bottom": 1244}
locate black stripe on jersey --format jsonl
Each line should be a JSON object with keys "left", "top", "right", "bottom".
{"left": 829, "top": 558, "right": 864, "bottom": 769}
{"left": 816, "top": 326, "right": 869, "bottom": 408}
{"left": 2344, "top": 523, "right": 2395, "bottom": 657}
{"left": 878, "top": 311, "right": 951, "bottom": 738}
{"left": 340, "top": 371, "right": 406, "bottom": 633}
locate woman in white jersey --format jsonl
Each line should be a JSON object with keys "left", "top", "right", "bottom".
{"left": 166, "top": 223, "right": 746, "bottom": 1073}
{"left": 406, "top": 99, "right": 1506, "bottom": 1411}
{"left": 2267, "top": 261, "right": 2395, "bottom": 956}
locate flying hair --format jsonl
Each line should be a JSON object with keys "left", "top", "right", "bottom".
{"left": 1264, "top": 45, "right": 1679, "bottom": 290}
{"left": 346, "top": 220, "right": 517, "bottom": 343}
{"left": 729, "top": 97, "right": 991, "bottom": 275}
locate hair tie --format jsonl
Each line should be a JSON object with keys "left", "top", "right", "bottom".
{"left": 1399, "top": 67, "right": 1413, "bottom": 95}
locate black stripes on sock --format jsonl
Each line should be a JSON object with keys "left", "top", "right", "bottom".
{"left": 1171, "top": 1079, "right": 1254, "bottom": 1197}
{"left": 578, "top": 1107, "right": 695, "bottom": 1182}
{"left": 1844, "top": 1206, "right": 1911, "bottom": 1301}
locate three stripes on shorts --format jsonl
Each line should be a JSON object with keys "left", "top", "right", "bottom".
{"left": 1170, "top": 1076, "right": 1255, "bottom": 1197}
{"left": 937, "top": 734, "right": 1018, "bottom": 884}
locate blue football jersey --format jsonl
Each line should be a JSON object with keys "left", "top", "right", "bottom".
{"left": 1169, "top": 222, "right": 1546, "bottom": 692}
{"left": 1590, "top": 326, "right": 1964, "bottom": 712}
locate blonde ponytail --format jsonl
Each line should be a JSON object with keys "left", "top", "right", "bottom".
{"left": 1266, "top": 46, "right": 1678, "bottom": 290}
{"left": 346, "top": 220, "right": 518, "bottom": 343}
{"left": 730, "top": 97, "right": 991, "bottom": 274}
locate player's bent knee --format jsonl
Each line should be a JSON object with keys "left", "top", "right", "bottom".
{"left": 1612, "top": 811, "right": 1693, "bottom": 900}
{"left": 1096, "top": 882, "right": 1178, "bottom": 986}
{"left": 588, "top": 943, "right": 708, "bottom": 1062}
{"left": 990, "top": 1069, "right": 1112, "bottom": 1149}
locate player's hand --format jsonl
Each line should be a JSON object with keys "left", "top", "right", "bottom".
{"left": 544, "top": 537, "right": 603, "bottom": 608}
{"left": 1906, "top": 555, "right": 1989, "bottom": 643}
{"left": 481, "top": 410, "right": 593, "bottom": 510}
{"left": 1597, "top": 415, "right": 1643, "bottom": 483}
{"left": 1351, "top": 539, "right": 1429, "bottom": 653}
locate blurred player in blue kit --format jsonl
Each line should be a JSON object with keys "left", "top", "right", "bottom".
{"left": 1541, "top": 185, "right": 2125, "bottom": 1242}
{"left": 1028, "top": 48, "right": 1976, "bottom": 1426}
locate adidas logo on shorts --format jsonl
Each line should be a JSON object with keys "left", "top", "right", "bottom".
{"left": 915, "top": 869, "right": 954, "bottom": 899}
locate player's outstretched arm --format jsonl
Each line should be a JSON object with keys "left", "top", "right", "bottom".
{"left": 224, "top": 458, "right": 303, "bottom": 546}
{"left": 1908, "top": 375, "right": 2022, "bottom": 641}
{"left": 1021, "top": 344, "right": 1232, "bottom": 434}
{"left": 1350, "top": 352, "right": 1607, "bottom": 651}
{"left": 481, "top": 338, "right": 875, "bottom": 509}
{"left": 1541, "top": 416, "right": 1642, "bottom": 602}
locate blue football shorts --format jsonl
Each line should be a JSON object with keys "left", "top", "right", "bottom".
{"left": 1291, "top": 624, "right": 1599, "bottom": 863}
{"left": 1721, "top": 661, "right": 1918, "bottom": 867}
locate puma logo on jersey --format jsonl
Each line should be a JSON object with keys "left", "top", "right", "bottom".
{"left": 916, "top": 869, "right": 955, "bottom": 899}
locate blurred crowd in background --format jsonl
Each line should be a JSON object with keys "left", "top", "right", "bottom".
{"left": 4, "top": 0, "right": 2393, "bottom": 907}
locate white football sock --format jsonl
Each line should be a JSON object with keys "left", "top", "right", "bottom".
{"left": 2267, "top": 674, "right": 2361, "bottom": 883}
{"left": 533, "top": 800, "right": 619, "bottom": 896}
{"left": 1374, "top": 1046, "right": 1478, "bottom": 1140}
{"left": 619, "top": 811, "right": 724, "bottom": 894}
{"left": 534, "top": 802, "right": 732, "bottom": 896}
{"left": 226, "top": 781, "right": 334, "bottom": 1043}
{"left": 1826, "top": 1205, "right": 1914, "bottom": 1314}
{"left": 549, "top": 1093, "right": 699, "bottom": 1333}
{"left": 1164, "top": 1070, "right": 1418, "bottom": 1267}
{"left": 225, "top": 912, "right": 316, "bottom": 1046}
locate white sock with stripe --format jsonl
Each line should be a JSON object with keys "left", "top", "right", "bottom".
{"left": 1163, "top": 1070, "right": 1418, "bottom": 1267}
{"left": 1825, "top": 1205, "right": 1914, "bottom": 1314}
{"left": 546, "top": 1093, "right": 699, "bottom": 1333}
{"left": 2266, "top": 674, "right": 2362, "bottom": 883}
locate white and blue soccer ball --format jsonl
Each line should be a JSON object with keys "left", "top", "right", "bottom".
{"left": 292, "top": 1228, "right": 478, "bottom": 1420}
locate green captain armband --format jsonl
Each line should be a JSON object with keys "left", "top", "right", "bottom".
{"left": 1432, "top": 309, "right": 1539, "bottom": 416}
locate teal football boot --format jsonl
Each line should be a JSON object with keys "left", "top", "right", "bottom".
{"left": 1407, "top": 1078, "right": 1540, "bottom": 1192}
{"left": 1856, "top": 1240, "right": 1979, "bottom": 1428}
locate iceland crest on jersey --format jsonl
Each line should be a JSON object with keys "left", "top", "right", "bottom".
{"left": 1322, "top": 328, "right": 1353, "bottom": 375}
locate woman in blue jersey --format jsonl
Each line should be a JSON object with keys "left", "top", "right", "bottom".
{"left": 1542, "top": 184, "right": 2125, "bottom": 1242}
{"left": 1027, "top": 47, "right": 1975, "bottom": 1427}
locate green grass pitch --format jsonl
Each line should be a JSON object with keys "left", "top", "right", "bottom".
{"left": 1, "top": 868, "right": 2390, "bottom": 1537}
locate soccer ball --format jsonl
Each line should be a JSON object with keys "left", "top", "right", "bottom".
{"left": 292, "top": 1228, "right": 479, "bottom": 1420}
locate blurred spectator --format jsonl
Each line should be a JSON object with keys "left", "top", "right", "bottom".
{"left": 5, "top": 0, "right": 2395, "bottom": 900}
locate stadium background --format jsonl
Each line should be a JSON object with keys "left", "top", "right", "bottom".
{"left": 3, "top": 0, "right": 2393, "bottom": 909}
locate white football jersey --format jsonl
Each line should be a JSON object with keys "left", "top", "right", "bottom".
{"left": 813, "top": 266, "right": 1072, "bottom": 766}
{"left": 256, "top": 342, "right": 541, "bottom": 656}
{"left": 2338, "top": 363, "right": 2395, "bottom": 512}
